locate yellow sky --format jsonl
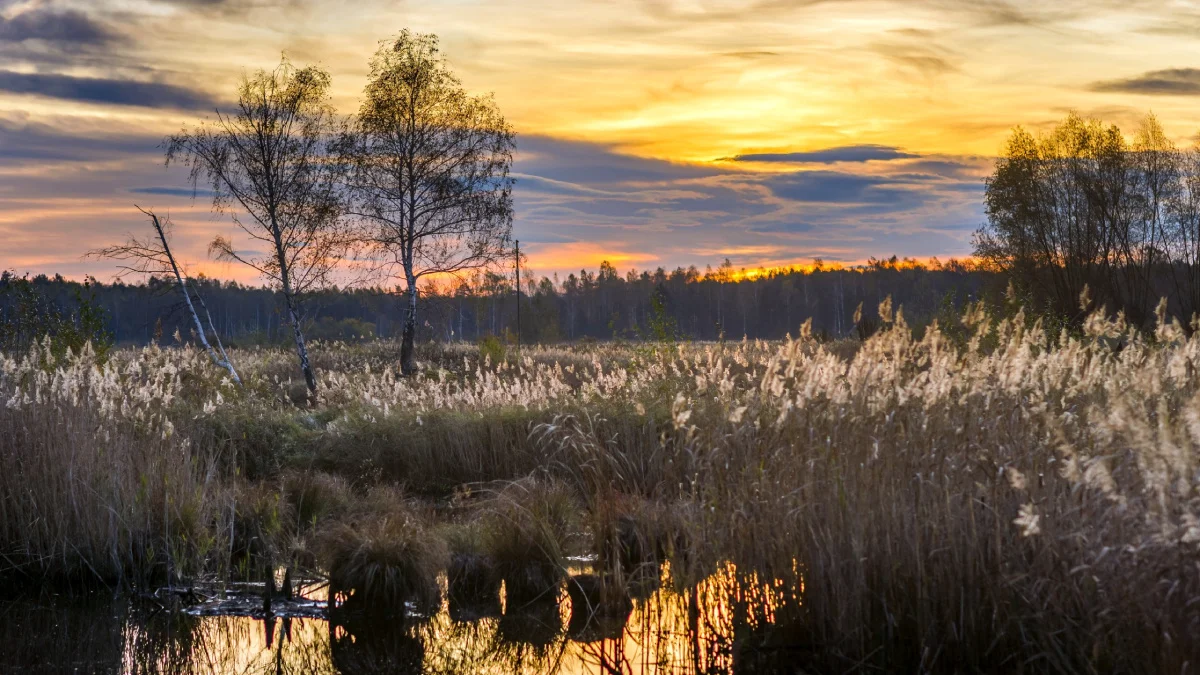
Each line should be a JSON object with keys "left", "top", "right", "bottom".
{"left": 103, "top": 0, "right": 1200, "bottom": 156}
{"left": 2, "top": 0, "right": 1200, "bottom": 283}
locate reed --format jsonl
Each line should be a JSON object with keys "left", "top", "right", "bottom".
{"left": 321, "top": 510, "right": 447, "bottom": 615}
{"left": 5, "top": 299, "right": 1200, "bottom": 671}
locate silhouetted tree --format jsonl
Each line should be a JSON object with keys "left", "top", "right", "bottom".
{"left": 976, "top": 112, "right": 1199, "bottom": 327}
{"left": 166, "top": 57, "right": 344, "bottom": 396}
{"left": 339, "top": 30, "right": 515, "bottom": 375}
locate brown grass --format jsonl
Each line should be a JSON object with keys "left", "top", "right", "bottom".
{"left": 8, "top": 303, "right": 1200, "bottom": 672}
{"left": 321, "top": 510, "right": 447, "bottom": 615}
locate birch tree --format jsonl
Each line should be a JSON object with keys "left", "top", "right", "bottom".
{"left": 90, "top": 207, "right": 241, "bottom": 384}
{"left": 339, "top": 31, "right": 514, "bottom": 375}
{"left": 166, "top": 58, "right": 343, "bottom": 396}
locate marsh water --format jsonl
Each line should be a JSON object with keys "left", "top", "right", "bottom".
{"left": 0, "top": 568, "right": 801, "bottom": 674}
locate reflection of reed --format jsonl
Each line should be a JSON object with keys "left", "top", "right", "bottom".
{"left": 494, "top": 598, "right": 569, "bottom": 671}
{"left": 123, "top": 605, "right": 202, "bottom": 675}
{"left": 183, "top": 614, "right": 336, "bottom": 675}
{"left": 419, "top": 612, "right": 499, "bottom": 675}
{"left": 421, "top": 597, "right": 571, "bottom": 675}
{"left": 0, "top": 565, "right": 802, "bottom": 675}
{"left": 328, "top": 614, "right": 425, "bottom": 675}
{"left": 0, "top": 595, "right": 127, "bottom": 672}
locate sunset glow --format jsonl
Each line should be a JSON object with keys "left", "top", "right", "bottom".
{"left": 3, "top": 0, "right": 1200, "bottom": 282}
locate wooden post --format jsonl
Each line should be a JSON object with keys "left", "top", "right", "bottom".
{"left": 515, "top": 239, "right": 520, "bottom": 364}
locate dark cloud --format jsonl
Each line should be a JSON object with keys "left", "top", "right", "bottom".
{"left": 130, "top": 187, "right": 214, "bottom": 198}
{"left": 764, "top": 171, "right": 913, "bottom": 203}
{"left": 517, "top": 135, "right": 720, "bottom": 185}
{"left": 746, "top": 220, "right": 815, "bottom": 234}
{"left": 0, "top": 8, "right": 113, "bottom": 44}
{"left": 1091, "top": 68, "right": 1200, "bottom": 96}
{"left": 0, "top": 115, "right": 160, "bottom": 164}
{"left": 0, "top": 70, "right": 216, "bottom": 109}
{"left": 902, "top": 158, "right": 990, "bottom": 178}
{"left": 508, "top": 231, "right": 579, "bottom": 244}
{"left": 729, "top": 145, "right": 919, "bottom": 163}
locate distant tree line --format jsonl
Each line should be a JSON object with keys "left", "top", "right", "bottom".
{"left": 0, "top": 259, "right": 1005, "bottom": 351}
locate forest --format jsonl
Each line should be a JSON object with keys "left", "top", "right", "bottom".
{"left": 0, "top": 257, "right": 999, "bottom": 350}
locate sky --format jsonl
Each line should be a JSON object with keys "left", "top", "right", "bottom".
{"left": 3, "top": 0, "right": 1200, "bottom": 284}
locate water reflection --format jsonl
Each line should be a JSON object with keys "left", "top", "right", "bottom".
{"left": 0, "top": 565, "right": 800, "bottom": 674}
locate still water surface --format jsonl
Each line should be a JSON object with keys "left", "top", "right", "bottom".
{"left": 0, "top": 569, "right": 796, "bottom": 674}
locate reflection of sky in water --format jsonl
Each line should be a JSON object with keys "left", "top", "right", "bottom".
{"left": 2, "top": 564, "right": 790, "bottom": 674}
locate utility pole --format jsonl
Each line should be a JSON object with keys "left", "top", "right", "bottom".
{"left": 515, "top": 239, "right": 520, "bottom": 363}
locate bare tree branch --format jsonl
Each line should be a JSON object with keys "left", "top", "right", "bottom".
{"left": 165, "top": 57, "right": 346, "bottom": 396}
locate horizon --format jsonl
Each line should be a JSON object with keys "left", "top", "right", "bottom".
{"left": 3, "top": 253, "right": 980, "bottom": 293}
{"left": 4, "top": 1, "right": 1200, "bottom": 284}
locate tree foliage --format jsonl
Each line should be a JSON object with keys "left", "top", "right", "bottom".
{"left": 976, "top": 112, "right": 1200, "bottom": 327}
{"left": 0, "top": 272, "right": 112, "bottom": 359}
{"left": 339, "top": 30, "right": 515, "bottom": 374}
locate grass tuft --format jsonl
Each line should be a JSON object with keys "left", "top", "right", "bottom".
{"left": 478, "top": 477, "right": 580, "bottom": 607}
{"left": 320, "top": 508, "right": 447, "bottom": 616}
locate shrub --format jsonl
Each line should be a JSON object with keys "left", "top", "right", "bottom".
{"left": 279, "top": 470, "right": 353, "bottom": 531}
{"left": 477, "top": 333, "right": 506, "bottom": 365}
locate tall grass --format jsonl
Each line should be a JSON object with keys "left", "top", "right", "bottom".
{"left": 5, "top": 301, "right": 1200, "bottom": 670}
{"left": 0, "top": 340, "right": 219, "bottom": 585}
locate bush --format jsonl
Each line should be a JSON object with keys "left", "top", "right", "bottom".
{"left": 477, "top": 333, "right": 506, "bottom": 365}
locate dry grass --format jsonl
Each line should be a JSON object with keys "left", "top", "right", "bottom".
{"left": 0, "top": 341, "right": 218, "bottom": 585}
{"left": 321, "top": 508, "right": 447, "bottom": 615}
{"left": 477, "top": 477, "right": 581, "bottom": 607}
{"left": 7, "top": 300, "right": 1200, "bottom": 671}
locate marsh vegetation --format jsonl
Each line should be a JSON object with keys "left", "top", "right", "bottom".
{"left": 4, "top": 294, "right": 1200, "bottom": 673}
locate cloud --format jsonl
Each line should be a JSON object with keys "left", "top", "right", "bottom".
{"left": 0, "top": 8, "right": 114, "bottom": 45}
{"left": 1090, "top": 68, "right": 1200, "bottom": 96}
{"left": 0, "top": 115, "right": 160, "bottom": 164}
{"left": 508, "top": 135, "right": 984, "bottom": 272}
{"left": 728, "top": 145, "right": 919, "bottom": 164}
{"left": 0, "top": 70, "right": 216, "bottom": 109}
{"left": 517, "top": 134, "right": 721, "bottom": 185}
{"left": 764, "top": 171, "right": 913, "bottom": 203}
{"left": 130, "top": 187, "right": 215, "bottom": 198}
{"left": 871, "top": 40, "right": 959, "bottom": 78}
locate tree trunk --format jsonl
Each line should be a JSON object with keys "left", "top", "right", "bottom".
{"left": 400, "top": 277, "right": 418, "bottom": 376}
{"left": 285, "top": 292, "right": 317, "bottom": 396}
{"left": 147, "top": 211, "right": 241, "bottom": 385}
